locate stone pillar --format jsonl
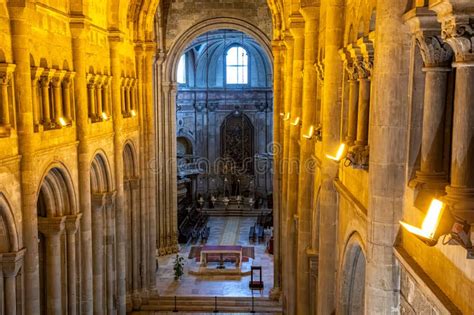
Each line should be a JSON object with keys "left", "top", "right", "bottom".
{"left": 104, "top": 192, "right": 117, "bottom": 314}
{"left": 317, "top": 0, "right": 344, "bottom": 313}
{"left": 65, "top": 214, "right": 82, "bottom": 315}
{"left": 439, "top": 17, "right": 474, "bottom": 221}
{"left": 125, "top": 78, "right": 132, "bottom": 114}
{"left": 31, "top": 67, "right": 44, "bottom": 128}
{"left": 0, "top": 249, "right": 26, "bottom": 315}
{"left": 96, "top": 75, "right": 104, "bottom": 118}
{"left": 285, "top": 16, "right": 305, "bottom": 315}
{"left": 8, "top": 5, "right": 40, "bottom": 313}
{"left": 70, "top": 18, "right": 94, "bottom": 313}
{"left": 145, "top": 44, "right": 158, "bottom": 292}
{"left": 340, "top": 49, "right": 359, "bottom": 144}
{"left": 52, "top": 70, "right": 66, "bottom": 125}
{"left": 62, "top": 72, "right": 75, "bottom": 122}
{"left": 91, "top": 193, "right": 106, "bottom": 313}
{"left": 87, "top": 74, "right": 97, "bottom": 120}
{"left": 120, "top": 78, "right": 127, "bottom": 114}
{"left": 130, "top": 178, "right": 140, "bottom": 294}
{"left": 110, "top": 33, "right": 127, "bottom": 314}
{"left": 103, "top": 76, "right": 111, "bottom": 116}
{"left": 366, "top": 0, "right": 411, "bottom": 312}
{"left": 0, "top": 64, "right": 15, "bottom": 130}
{"left": 270, "top": 39, "right": 283, "bottom": 299}
{"left": 296, "top": 5, "right": 319, "bottom": 315}
{"left": 38, "top": 216, "right": 66, "bottom": 315}
{"left": 354, "top": 38, "right": 373, "bottom": 149}
{"left": 280, "top": 32, "right": 293, "bottom": 311}
{"left": 40, "top": 70, "right": 55, "bottom": 125}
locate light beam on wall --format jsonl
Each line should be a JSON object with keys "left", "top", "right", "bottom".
{"left": 303, "top": 125, "right": 315, "bottom": 139}
{"left": 400, "top": 199, "right": 445, "bottom": 241}
{"left": 325, "top": 143, "right": 346, "bottom": 162}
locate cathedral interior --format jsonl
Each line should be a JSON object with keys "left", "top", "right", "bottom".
{"left": 0, "top": 0, "right": 473, "bottom": 314}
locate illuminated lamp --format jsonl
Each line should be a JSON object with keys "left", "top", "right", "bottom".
{"left": 58, "top": 117, "right": 68, "bottom": 127}
{"left": 325, "top": 143, "right": 347, "bottom": 162}
{"left": 303, "top": 125, "right": 315, "bottom": 139}
{"left": 291, "top": 116, "right": 301, "bottom": 126}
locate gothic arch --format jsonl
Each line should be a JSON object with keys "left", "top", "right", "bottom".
{"left": 123, "top": 141, "right": 138, "bottom": 179}
{"left": 90, "top": 152, "right": 113, "bottom": 193}
{"left": 37, "top": 165, "right": 77, "bottom": 217}
{"left": 0, "top": 193, "right": 19, "bottom": 252}
{"left": 165, "top": 17, "right": 272, "bottom": 84}
{"left": 340, "top": 232, "right": 367, "bottom": 315}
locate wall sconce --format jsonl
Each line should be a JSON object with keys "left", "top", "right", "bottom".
{"left": 130, "top": 110, "right": 137, "bottom": 117}
{"left": 303, "top": 125, "right": 315, "bottom": 139}
{"left": 282, "top": 112, "right": 291, "bottom": 121}
{"left": 58, "top": 117, "right": 68, "bottom": 127}
{"left": 101, "top": 112, "right": 109, "bottom": 121}
{"left": 325, "top": 143, "right": 347, "bottom": 162}
{"left": 400, "top": 199, "right": 473, "bottom": 258}
{"left": 291, "top": 116, "right": 301, "bottom": 126}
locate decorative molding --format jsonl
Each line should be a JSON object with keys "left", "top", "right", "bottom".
{"left": 334, "top": 178, "right": 367, "bottom": 218}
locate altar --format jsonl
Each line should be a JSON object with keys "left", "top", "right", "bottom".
{"left": 200, "top": 245, "right": 243, "bottom": 268}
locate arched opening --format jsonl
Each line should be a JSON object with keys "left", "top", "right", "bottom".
{"left": 341, "top": 239, "right": 367, "bottom": 315}
{"left": 156, "top": 23, "right": 274, "bottom": 297}
{"left": 36, "top": 167, "right": 77, "bottom": 315}
{"left": 89, "top": 153, "right": 115, "bottom": 314}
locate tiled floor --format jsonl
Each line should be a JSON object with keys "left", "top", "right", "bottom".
{"left": 156, "top": 217, "right": 274, "bottom": 297}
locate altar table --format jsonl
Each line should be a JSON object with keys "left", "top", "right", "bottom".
{"left": 200, "top": 245, "right": 243, "bottom": 268}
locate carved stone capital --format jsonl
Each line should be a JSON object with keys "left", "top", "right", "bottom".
{"left": 0, "top": 248, "right": 26, "bottom": 277}
{"left": 417, "top": 34, "right": 454, "bottom": 67}
{"left": 442, "top": 19, "right": 474, "bottom": 63}
{"left": 51, "top": 70, "right": 67, "bottom": 88}
{"left": 38, "top": 216, "right": 66, "bottom": 236}
{"left": 347, "top": 145, "right": 370, "bottom": 170}
{"left": 62, "top": 71, "right": 76, "bottom": 87}
{"left": 40, "top": 69, "right": 56, "bottom": 87}
{"left": 91, "top": 192, "right": 107, "bottom": 207}
{"left": 65, "top": 213, "right": 83, "bottom": 235}
{"left": 339, "top": 47, "right": 358, "bottom": 81}
{"left": 86, "top": 73, "right": 99, "bottom": 88}
{"left": 0, "top": 63, "right": 16, "bottom": 85}
{"left": 31, "top": 66, "right": 44, "bottom": 82}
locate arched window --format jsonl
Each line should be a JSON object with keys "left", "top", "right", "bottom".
{"left": 226, "top": 46, "right": 248, "bottom": 85}
{"left": 177, "top": 54, "right": 186, "bottom": 84}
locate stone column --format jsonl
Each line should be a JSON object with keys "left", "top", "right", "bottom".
{"left": 31, "top": 67, "right": 44, "bottom": 128}
{"left": 130, "top": 178, "right": 140, "bottom": 294}
{"left": 52, "top": 70, "right": 66, "bottom": 125}
{"left": 40, "top": 70, "right": 55, "bottom": 126}
{"left": 354, "top": 38, "right": 373, "bottom": 149}
{"left": 65, "top": 214, "right": 82, "bottom": 315}
{"left": 8, "top": 5, "right": 40, "bottom": 313}
{"left": 38, "top": 216, "right": 66, "bottom": 315}
{"left": 366, "top": 0, "right": 411, "bottom": 312}
{"left": 91, "top": 193, "right": 106, "bottom": 313}
{"left": 0, "top": 249, "right": 26, "bottom": 315}
{"left": 340, "top": 48, "right": 359, "bottom": 144}
{"left": 95, "top": 75, "right": 104, "bottom": 118}
{"left": 87, "top": 74, "right": 97, "bottom": 120}
{"left": 104, "top": 192, "right": 117, "bottom": 314}
{"left": 102, "top": 76, "right": 111, "bottom": 117}
{"left": 0, "top": 64, "right": 15, "bottom": 130}
{"left": 270, "top": 39, "right": 283, "bottom": 299}
{"left": 317, "top": 0, "right": 344, "bottom": 313}
{"left": 296, "top": 5, "right": 319, "bottom": 315}
{"left": 436, "top": 15, "right": 474, "bottom": 221}
{"left": 62, "top": 72, "right": 75, "bottom": 122}
{"left": 120, "top": 77, "right": 127, "bottom": 115}
{"left": 285, "top": 16, "right": 305, "bottom": 315}
{"left": 280, "top": 32, "right": 293, "bottom": 312}
{"left": 110, "top": 33, "right": 127, "bottom": 314}
{"left": 125, "top": 78, "right": 132, "bottom": 114}
{"left": 71, "top": 18, "right": 94, "bottom": 313}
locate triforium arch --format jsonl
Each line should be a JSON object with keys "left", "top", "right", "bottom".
{"left": 339, "top": 232, "right": 367, "bottom": 315}
{"left": 89, "top": 152, "right": 117, "bottom": 314}
{"left": 0, "top": 193, "right": 19, "bottom": 252}
{"left": 36, "top": 164, "right": 79, "bottom": 315}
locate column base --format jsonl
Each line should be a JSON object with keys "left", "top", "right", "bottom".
{"left": 444, "top": 186, "right": 474, "bottom": 222}
{"left": 269, "top": 287, "right": 281, "bottom": 301}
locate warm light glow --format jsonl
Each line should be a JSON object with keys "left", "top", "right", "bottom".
{"left": 283, "top": 112, "right": 290, "bottom": 121}
{"left": 303, "top": 125, "right": 315, "bottom": 139}
{"left": 130, "top": 110, "right": 137, "bottom": 117}
{"left": 400, "top": 199, "right": 445, "bottom": 240}
{"left": 325, "top": 143, "right": 346, "bottom": 161}
{"left": 291, "top": 116, "right": 301, "bottom": 126}
{"left": 58, "top": 117, "right": 67, "bottom": 127}
{"left": 101, "top": 112, "right": 108, "bottom": 120}
{"left": 280, "top": 112, "right": 285, "bottom": 117}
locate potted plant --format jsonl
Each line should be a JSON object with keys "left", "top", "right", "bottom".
{"left": 173, "top": 254, "right": 184, "bottom": 280}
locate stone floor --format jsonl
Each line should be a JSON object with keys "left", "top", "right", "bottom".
{"left": 156, "top": 217, "right": 274, "bottom": 297}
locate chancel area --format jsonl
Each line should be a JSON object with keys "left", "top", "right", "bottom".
{"left": 0, "top": 0, "right": 474, "bottom": 314}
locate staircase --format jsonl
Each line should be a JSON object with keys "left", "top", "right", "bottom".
{"left": 136, "top": 295, "right": 283, "bottom": 314}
